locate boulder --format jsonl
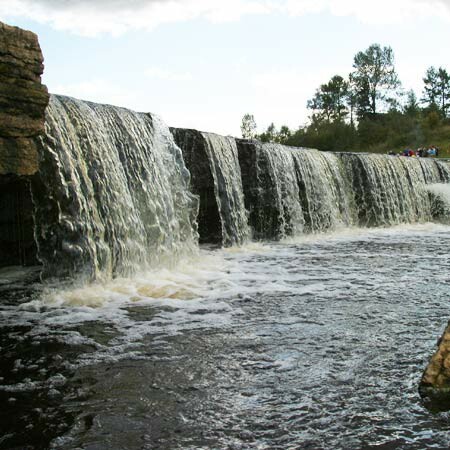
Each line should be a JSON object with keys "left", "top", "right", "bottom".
{"left": 420, "top": 323, "right": 450, "bottom": 408}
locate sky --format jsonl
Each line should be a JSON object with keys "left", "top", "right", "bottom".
{"left": 1, "top": 0, "right": 450, "bottom": 136}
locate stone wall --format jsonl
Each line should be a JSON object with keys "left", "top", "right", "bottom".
{"left": 0, "top": 21, "right": 49, "bottom": 267}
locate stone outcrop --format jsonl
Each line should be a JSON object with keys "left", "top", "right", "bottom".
{"left": 0, "top": 21, "right": 48, "bottom": 267}
{"left": 170, "top": 128, "right": 223, "bottom": 244}
{"left": 171, "top": 128, "right": 250, "bottom": 246}
{"left": 0, "top": 21, "right": 49, "bottom": 175}
{"left": 420, "top": 323, "right": 450, "bottom": 406}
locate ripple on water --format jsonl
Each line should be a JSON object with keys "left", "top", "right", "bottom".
{"left": 1, "top": 224, "right": 450, "bottom": 449}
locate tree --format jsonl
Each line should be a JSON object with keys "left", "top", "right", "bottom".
{"left": 259, "top": 123, "right": 277, "bottom": 143}
{"left": 241, "top": 113, "right": 257, "bottom": 139}
{"left": 307, "top": 75, "right": 349, "bottom": 122}
{"left": 422, "top": 67, "right": 439, "bottom": 107}
{"left": 403, "top": 90, "right": 420, "bottom": 117}
{"left": 422, "top": 66, "right": 450, "bottom": 116}
{"left": 347, "top": 73, "right": 358, "bottom": 127}
{"left": 277, "top": 125, "right": 292, "bottom": 143}
{"left": 351, "top": 44, "right": 400, "bottom": 118}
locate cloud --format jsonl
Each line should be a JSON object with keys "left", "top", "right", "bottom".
{"left": 1, "top": 0, "right": 450, "bottom": 36}
{"left": 0, "top": 0, "right": 272, "bottom": 36}
{"left": 281, "top": 0, "right": 450, "bottom": 25}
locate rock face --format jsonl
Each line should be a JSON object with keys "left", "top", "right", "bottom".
{"left": 0, "top": 21, "right": 49, "bottom": 175}
{"left": 420, "top": 323, "right": 450, "bottom": 405}
{"left": 0, "top": 21, "right": 49, "bottom": 267}
{"left": 171, "top": 128, "right": 250, "bottom": 246}
{"left": 170, "top": 128, "right": 223, "bottom": 244}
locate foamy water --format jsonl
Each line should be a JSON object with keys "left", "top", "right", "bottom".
{"left": 1, "top": 224, "right": 450, "bottom": 449}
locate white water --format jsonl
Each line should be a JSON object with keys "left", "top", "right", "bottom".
{"left": 2, "top": 224, "right": 450, "bottom": 449}
{"left": 201, "top": 132, "right": 250, "bottom": 245}
{"left": 34, "top": 95, "right": 198, "bottom": 281}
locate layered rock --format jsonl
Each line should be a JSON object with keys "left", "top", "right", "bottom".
{"left": 0, "top": 21, "right": 49, "bottom": 266}
{"left": 0, "top": 21, "right": 49, "bottom": 175}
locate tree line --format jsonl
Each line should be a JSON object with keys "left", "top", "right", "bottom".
{"left": 241, "top": 44, "right": 450, "bottom": 154}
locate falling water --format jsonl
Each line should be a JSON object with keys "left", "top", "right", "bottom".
{"left": 171, "top": 129, "right": 249, "bottom": 246}
{"left": 237, "top": 141, "right": 305, "bottom": 239}
{"left": 237, "top": 140, "right": 450, "bottom": 239}
{"left": 32, "top": 95, "right": 198, "bottom": 281}
{"left": 4, "top": 103, "right": 450, "bottom": 449}
{"left": 201, "top": 132, "right": 250, "bottom": 246}
{"left": 20, "top": 99, "right": 450, "bottom": 277}
{"left": 339, "top": 153, "right": 450, "bottom": 227}
{"left": 292, "top": 149, "right": 355, "bottom": 232}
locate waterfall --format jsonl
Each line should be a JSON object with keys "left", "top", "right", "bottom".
{"left": 237, "top": 140, "right": 450, "bottom": 239}
{"left": 339, "top": 153, "right": 449, "bottom": 227}
{"left": 26, "top": 96, "right": 450, "bottom": 280}
{"left": 292, "top": 149, "right": 355, "bottom": 232}
{"left": 237, "top": 141, "right": 305, "bottom": 239}
{"left": 33, "top": 95, "right": 198, "bottom": 281}
{"left": 171, "top": 129, "right": 249, "bottom": 246}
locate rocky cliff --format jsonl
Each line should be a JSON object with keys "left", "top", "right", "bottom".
{"left": 0, "top": 21, "right": 49, "bottom": 267}
{"left": 0, "top": 21, "right": 49, "bottom": 175}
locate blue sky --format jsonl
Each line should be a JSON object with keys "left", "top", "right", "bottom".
{"left": 2, "top": 0, "right": 450, "bottom": 136}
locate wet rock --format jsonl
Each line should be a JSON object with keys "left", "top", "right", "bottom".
{"left": 236, "top": 139, "right": 299, "bottom": 239}
{"left": 170, "top": 128, "right": 223, "bottom": 244}
{"left": 420, "top": 323, "right": 450, "bottom": 406}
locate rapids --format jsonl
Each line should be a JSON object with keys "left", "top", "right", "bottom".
{"left": 1, "top": 224, "right": 450, "bottom": 449}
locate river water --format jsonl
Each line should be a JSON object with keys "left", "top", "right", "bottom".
{"left": 1, "top": 223, "right": 450, "bottom": 449}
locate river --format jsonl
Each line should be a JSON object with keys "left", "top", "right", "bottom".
{"left": 1, "top": 223, "right": 450, "bottom": 449}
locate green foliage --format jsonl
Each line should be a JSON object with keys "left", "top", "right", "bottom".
{"left": 240, "top": 43, "right": 450, "bottom": 157}
{"left": 351, "top": 44, "right": 400, "bottom": 118}
{"left": 404, "top": 90, "right": 420, "bottom": 117}
{"left": 422, "top": 66, "right": 450, "bottom": 116}
{"left": 307, "top": 75, "right": 349, "bottom": 122}
{"left": 258, "top": 123, "right": 293, "bottom": 144}
{"left": 424, "top": 110, "right": 441, "bottom": 130}
{"left": 241, "top": 113, "right": 257, "bottom": 139}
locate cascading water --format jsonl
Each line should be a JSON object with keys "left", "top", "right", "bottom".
{"left": 339, "top": 153, "right": 450, "bottom": 227}
{"left": 4, "top": 104, "right": 450, "bottom": 449}
{"left": 171, "top": 129, "right": 249, "bottom": 246}
{"left": 237, "top": 139, "right": 450, "bottom": 239}
{"left": 201, "top": 133, "right": 250, "bottom": 246}
{"left": 237, "top": 141, "right": 305, "bottom": 239}
{"left": 32, "top": 95, "right": 199, "bottom": 281}
{"left": 292, "top": 149, "right": 355, "bottom": 232}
